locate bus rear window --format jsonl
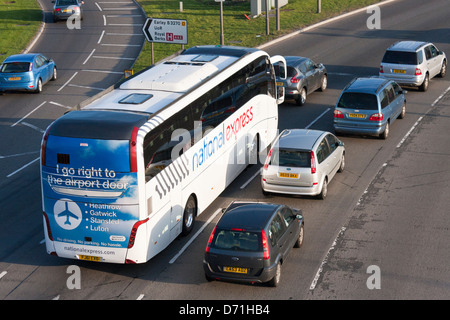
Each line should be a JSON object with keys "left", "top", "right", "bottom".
{"left": 45, "top": 136, "right": 131, "bottom": 172}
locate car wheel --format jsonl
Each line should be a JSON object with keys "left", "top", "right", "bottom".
{"left": 268, "top": 261, "right": 281, "bottom": 287}
{"left": 439, "top": 60, "right": 447, "bottom": 78}
{"left": 337, "top": 153, "right": 345, "bottom": 173}
{"left": 380, "top": 121, "right": 389, "bottom": 139}
{"left": 319, "top": 74, "right": 327, "bottom": 92}
{"left": 317, "top": 178, "right": 327, "bottom": 200}
{"left": 294, "top": 224, "right": 304, "bottom": 248}
{"left": 296, "top": 87, "right": 306, "bottom": 106}
{"left": 181, "top": 195, "right": 196, "bottom": 236}
{"left": 419, "top": 73, "right": 429, "bottom": 91}
{"left": 51, "top": 67, "right": 57, "bottom": 81}
{"left": 35, "top": 78, "right": 43, "bottom": 93}
{"left": 398, "top": 102, "right": 406, "bottom": 119}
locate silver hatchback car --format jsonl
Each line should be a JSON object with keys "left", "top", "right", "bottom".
{"left": 379, "top": 41, "right": 446, "bottom": 91}
{"left": 261, "top": 129, "right": 345, "bottom": 199}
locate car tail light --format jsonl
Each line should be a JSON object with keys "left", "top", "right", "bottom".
{"left": 29, "top": 62, "right": 33, "bottom": 72}
{"left": 205, "top": 226, "right": 217, "bottom": 253}
{"left": 54, "top": 8, "right": 61, "bottom": 13}
{"left": 130, "top": 126, "right": 139, "bottom": 172}
{"left": 128, "top": 218, "right": 149, "bottom": 249}
{"left": 290, "top": 73, "right": 300, "bottom": 84}
{"left": 369, "top": 113, "right": 384, "bottom": 121}
{"left": 311, "top": 151, "right": 316, "bottom": 174}
{"left": 263, "top": 149, "right": 273, "bottom": 170}
{"left": 262, "top": 230, "right": 270, "bottom": 260}
{"left": 333, "top": 109, "right": 344, "bottom": 119}
{"left": 379, "top": 65, "right": 384, "bottom": 73}
{"left": 415, "top": 68, "right": 422, "bottom": 76}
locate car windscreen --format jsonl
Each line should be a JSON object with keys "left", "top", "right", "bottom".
{"left": 382, "top": 50, "right": 418, "bottom": 65}
{"left": 271, "top": 148, "right": 311, "bottom": 168}
{"left": 212, "top": 229, "right": 261, "bottom": 252}
{"left": 0, "top": 62, "right": 30, "bottom": 73}
{"left": 338, "top": 92, "right": 378, "bottom": 110}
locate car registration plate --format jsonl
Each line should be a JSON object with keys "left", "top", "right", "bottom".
{"left": 63, "top": 9, "right": 72, "bottom": 13}
{"left": 223, "top": 266, "right": 248, "bottom": 274}
{"left": 393, "top": 69, "right": 406, "bottom": 74}
{"left": 276, "top": 81, "right": 283, "bottom": 86}
{"left": 279, "top": 172, "right": 299, "bottom": 178}
{"left": 77, "top": 255, "right": 101, "bottom": 262}
{"left": 348, "top": 113, "right": 365, "bottom": 118}
{"left": 8, "top": 77, "right": 21, "bottom": 81}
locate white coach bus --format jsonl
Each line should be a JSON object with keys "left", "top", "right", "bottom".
{"left": 40, "top": 46, "right": 286, "bottom": 264}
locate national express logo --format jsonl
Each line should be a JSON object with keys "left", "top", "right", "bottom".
{"left": 192, "top": 106, "right": 254, "bottom": 171}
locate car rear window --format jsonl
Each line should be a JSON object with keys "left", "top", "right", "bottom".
{"left": 271, "top": 149, "right": 311, "bottom": 168}
{"left": 382, "top": 50, "right": 418, "bottom": 65}
{"left": 212, "top": 229, "right": 261, "bottom": 252}
{"left": 0, "top": 62, "right": 30, "bottom": 73}
{"left": 338, "top": 92, "right": 378, "bottom": 110}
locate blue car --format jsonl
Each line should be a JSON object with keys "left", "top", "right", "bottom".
{"left": 333, "top": 77, "right": 407, "bottom": 139}
{"left": 0, "top": 53, "right": 57, "bottom": 93}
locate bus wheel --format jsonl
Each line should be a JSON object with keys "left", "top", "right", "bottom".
{"left": 182, "top": 195, "right": 196, "bottom": 236}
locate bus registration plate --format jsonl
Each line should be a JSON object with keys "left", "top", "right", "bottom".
{"left": 77, "top": 255, "right": 101, "bottom": 262}
{"left": 223, "top": 266, "right": 248, "bottom": 274}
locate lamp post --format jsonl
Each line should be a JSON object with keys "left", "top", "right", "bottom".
{"left": 215, "top": 0, "right": 225, "bottom": 45}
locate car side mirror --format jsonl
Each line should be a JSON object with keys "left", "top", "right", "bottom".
{"left": 296, "top": 214, "right": 303, "bottom": 220}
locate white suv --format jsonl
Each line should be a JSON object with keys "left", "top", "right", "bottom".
{"left": 379, "top": 41, "right": 446, "bottom": 91}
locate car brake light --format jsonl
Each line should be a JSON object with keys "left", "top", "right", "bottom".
{"left": 290, "top": 73, "right": 300, "bottom": 84}
{"left": 263, "top": 149, "right": 273, "bottom": 170}
{"left": 415, "top": 68, "right": 422, "bottom": 76}
{"left": 205, "top": 226, "right": 217, "bottom": 253}
{"left": 369, "top": 113, "right": 384, "bottom": 121}
{"left": 54, "top": 8, "right": 61, "bottom": 12}
{"left": 130, "top": 126, "right": 139, "bottom": 172}
{"left": 128, "top": 218, "right": 149, "bottom": 249}
{"left": 311, "top": 151, "right": 316, "bottom": 174}
{"left": 262, "top": 230, "right": 270, "bottom": 260}
{"left": 379, "top": 65, "right": 383, "bottom": 73}
{"left": 333, "top": 109, "right": 344, "bottom": 119}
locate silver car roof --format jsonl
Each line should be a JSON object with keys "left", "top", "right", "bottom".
{"left": 276, "top": 129, "right": 325, "bottom": 150}
{"left": 388, "top": 41, "right": 428, "bottom": 52}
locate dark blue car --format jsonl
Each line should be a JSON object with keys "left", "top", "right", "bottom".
{"left": 0, "top": 53, "right": 57, "bottom": 93}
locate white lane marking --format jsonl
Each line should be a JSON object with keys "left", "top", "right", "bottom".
{"left": 57, "top": 72, "right": 78, "bottom": 92}
{"left": 169, "top": 208, "right": 222, "bottom": 264}
{"left": 310, "top": 227, "right": 346, "bottom": 291}
{"left": 11, "top": 101, "right": 47, "bottom": 127}
{"left": 240, "top": 168, "right": 262, "bottom": 190}
{"left": 103, "top": 14, "right": 106, "bottom": 26}
{"left": 68, "top": 84, "right": 106, "bottom": 91}
{"left": 21, "top": 121, "right": 45, "bottom": 133}
{"left": 7, "top": 157, "right": 40, "bottom": 178}
{"left": 95, "top": 2, "right": 102, "bottom": 11}
{"left": 82, "top": 48, "right": 96, "bottom": 65}
{"left": 136, "top": 294, "right": 144, "bottom": 300}
{"left": 49, "top": 101, "right": 72, "bottom": 109}
{"left": 0, "top": 151, "right": 39, "bottom": 159}
{"left": 305, "top": 108, "right": 331, "bottom": 129}
{"left": 81, "top": 69, "right": 123, "bottom": 75}
{"left": 0, "top": 271, "right": 7, "bottom": 280}
{"left": 93, "top": 55, "right": 134, "bottom": 60}
{"left": 101, "top": 43, "right": 141, "bottom": 47}
{"left": 97, "top": 30, "right": 105, "bottom": 44}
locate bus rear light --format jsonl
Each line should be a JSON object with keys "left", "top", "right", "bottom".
{"left": 43, "top": 211, "right": 53, "bottom": 241}
{"left": 311, "top": 151, "right": 316, "bottom": 174}
{"left": 125, "top": 259, "right": 137, "bottom": 264}
{"left": 205, "top": 226, "right": 217, "bottom": 253}
{"left": 41, "top": 124, "right": 52, "bottom": 166}
{"left": 128, "top": 218, "right": 148, "bottom": 249}
{"left": 130, "top": 126, "right": 139, "bottom": 173}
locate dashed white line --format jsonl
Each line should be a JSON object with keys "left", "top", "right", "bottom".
{"left": 240, "top": 168, "right": 262, "bottom": 189}
{"left": 83, "top": 48, "right": 96, "bottom": 65}
{"left": 81, "top": 69, "right": 123, "bottom": 75}
{"left": 95, "top": 2, "right": 102, "bottom": 11}
{"left": 7, "top": 157, "right": 40, "bottom": 178}
{"left": 49, "top": 101, "right": 72, "bottom": 109}
{"left": 0, "top": 271, "right": 7, "bottom": 280}
{"left": 136, "top": 294, "right": 145, "bottom": 300}
{"left": 57, "top": 72, "right": 78, "bottom": 92}
{"left": 68, "top": 84, "right": 106, "bottom": 91}
{"left": 305, "top": 108, "right": 331, "bottom": 129}
{"left": 21, "top": 121, "right": 45, "bottom": 133}
{"left": 169, "top": 208, "right": 222, "bottom": 264}
{"left": 97, "top": 30, "right": 105, "bottom": 44}
{"left": 11, "top": 101, "right": 47, "bottom": 127}
{"left": 93, "top": 55, "right": 134, "bottom": 60}
{"left": 103, "top": 14, "right": 106, "bottom": 26}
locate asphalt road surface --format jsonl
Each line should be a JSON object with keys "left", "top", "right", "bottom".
{"left": 0, "top": 0, "right": 448, "bottom": 302}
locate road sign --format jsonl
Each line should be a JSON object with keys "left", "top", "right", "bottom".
{"left": 142, "top": 18, "right": 188, "bottom": 45}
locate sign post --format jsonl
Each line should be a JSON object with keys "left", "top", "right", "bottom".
{"left": 142, "top": 18, "right": 188, "bottom": 64}
{"left": 215, "top": 0, "right": 225, "bottom": 45}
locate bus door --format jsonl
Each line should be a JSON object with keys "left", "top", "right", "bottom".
{"left": 270, "top": 55, "right": 286, "bottom": 105}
